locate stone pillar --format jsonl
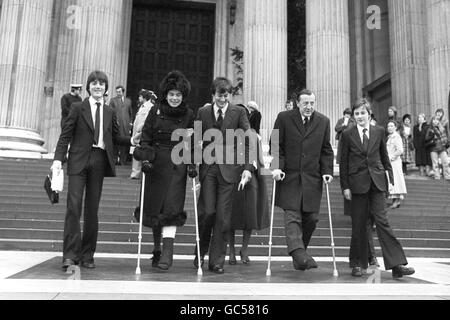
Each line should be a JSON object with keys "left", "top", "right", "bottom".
{"left": 426, "top": 0, "right": 450, "bottom": 113}
{"left": 243, "top": 0, "right": 288, "bottom": 144}
{"left": 44, "top": 0, "right": 132, "bottom": 153}
{"left": 0, "top": 0, "right": 54, "bottom": 158}
{"left": 214, "top": 0, "right": 229, "bottom": 78}
{"left": 306, "top": 0, "right": 351, "bottom": 145}
{"left": 388, "top": 0, "right": 429, "bottom": 118}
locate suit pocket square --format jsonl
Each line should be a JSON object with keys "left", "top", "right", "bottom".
{"left": 44, "top": 175, "right": 59, "bottom": 205}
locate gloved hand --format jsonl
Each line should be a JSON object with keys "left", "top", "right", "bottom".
{"left": 188, "top": 165, "right": 198, "bottom": 179}
{"left": 142, "top": 160, "right": 153, "bottom": 175}
{"left": 272, "top": 169, "right": 286, "bottom": 181}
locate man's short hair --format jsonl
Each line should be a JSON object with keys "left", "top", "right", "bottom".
{"left": 296, "top": 89, "right": 315, "bottom": 101}
{"left": 352, "top": 98, "right": 372, "bottom": 115}
{"left": 116, "top": 85, "right": 125, "bottom": 93}
{"left": 86, "top": 71, "right": 109, "bottom": 95}
{"left": 211, "top": 77, "right": 233, "bottom": 95}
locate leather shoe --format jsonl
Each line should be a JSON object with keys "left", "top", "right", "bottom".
{"left": 229, "top": 253, "right": 237, "bottom": 265}
{"left": 351, "top": 267, "right": 364, "bottom": 277}
{"left": 369, "top": 257, "right": 380, "bottom": 267}
{"left": 81, "top": 260, "right": 96, "bottom": 269}
{"left": 193, "top": 255, "right": 205, "bottom": 268}
{"left": 62, "top": 259, "right": 76, "bottom": 270}
{"left": 208, "top": 265, "right": 224, "bottom": 274}
{"left": 306, "top": 255, "right": 318, "bottom": 269}
{"left": 291, "top": 249, "right": 309, "bottom": 271}
{"left": 392, "top": 265, "right": 415, "bottom": 279}
{"left": 240, "top": 251, "right": 250, "bottom": 265}
{"left": 151, "top": 250, "right": 161, "bottom": 268}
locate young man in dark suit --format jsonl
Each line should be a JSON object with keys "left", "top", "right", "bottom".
{"left": 270, "top": 89, "right": 335, "bottom": 271}
{"left": 340, "top": 98, "right": 415, "bottom": 278}
{"left": 193, "top": 77, "right": 253, "bottom": 274}
{"left": 51, "top": 71, "right": 135, "bottom": 270}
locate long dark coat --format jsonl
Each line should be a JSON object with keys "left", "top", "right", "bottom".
{"left": 134, "top": 102, "right": 194, "bottom": 228}
{"left": 270, "top": 109, "right": 335, "bottom": 212}
{"left": 413, "top": 123, "right": 432, "bottom": 166}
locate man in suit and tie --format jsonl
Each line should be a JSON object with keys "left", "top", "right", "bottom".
{"left": 110, "top": 85, "right": 133, "bottom": 165}
{"left": 270, "top": 89, "right": 335, "bottom": 271}
{"left": 193, "top": 77, "right": 253, "bottom": 274}
{"left": 60, "top": 84, "right": 83, "bottom": 129}
{"left": 340, "top": 98, "right": 415, "bottom": 278}
{"left": 51, "top": 71, "right": 135, "bottom": 270}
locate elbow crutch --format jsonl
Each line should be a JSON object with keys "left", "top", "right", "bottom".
{"left": 135, "top": 172, "right": 146, "bottom": 275}
{"left": 325, "top": 181, "right": 339, "bottom": 277}
{"left": 266, "top": 172, "right": 284, "bottom": 276}
{"left": 192, "top": 178, "right": 203, "bottom": 276}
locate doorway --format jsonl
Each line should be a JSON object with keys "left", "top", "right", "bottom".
{"left": 127, "top": 0, "right": 216, "bottom": 116}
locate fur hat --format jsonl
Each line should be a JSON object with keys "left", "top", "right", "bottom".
{"left": 159, "top": 70, "right": 191, "bottom": 99}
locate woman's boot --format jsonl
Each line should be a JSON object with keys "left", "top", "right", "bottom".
{"left": 152, "top": 226, "right": 162, "bottom": 267}
{"left": 157, "top": 238, "right": 174, "bottom": 271}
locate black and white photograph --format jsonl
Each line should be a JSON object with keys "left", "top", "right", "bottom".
{"left": 0, "top": 0, "right": 449, "bottom": 308}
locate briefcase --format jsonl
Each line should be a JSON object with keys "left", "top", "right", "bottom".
{"left": 44, "top": 174, "right": 59, "bottom": 204}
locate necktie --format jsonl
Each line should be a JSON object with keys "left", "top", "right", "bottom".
{"left": 304, "top": 117, "right": 309, "bottom": 129}
{"left": 363, "top": 128, "right": 369, "bottom": 152}
{"left": 217, "top": 109, "right": 224, "bottom": 128}
{"left": 94, "top": 102, "right": 101, "bottom": 145}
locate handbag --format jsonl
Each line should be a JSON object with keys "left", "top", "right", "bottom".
{"left": 44, "top": 174, "right": 59, "bottom": 204}
{"left": 425, "top": 138, "right": 436, "bottom": 148}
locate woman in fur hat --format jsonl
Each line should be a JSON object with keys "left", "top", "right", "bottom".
{"left": 134, "top": 70, "right": 197, "bottom": 271}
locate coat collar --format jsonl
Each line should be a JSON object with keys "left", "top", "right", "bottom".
{"left": 292, "top": 109, "right": 320, "bottom": 138}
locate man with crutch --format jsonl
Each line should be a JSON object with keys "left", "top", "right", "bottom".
{"left": 270, "top": 89, "right": 334, "bottom": 271}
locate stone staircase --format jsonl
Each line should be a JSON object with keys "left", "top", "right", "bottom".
{"left": 0, "top": 158, "right": 449, "bottom": 258}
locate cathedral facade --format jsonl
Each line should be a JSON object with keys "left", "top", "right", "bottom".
{"left": 0, "top": 0, "right": 449, "bottom": 158}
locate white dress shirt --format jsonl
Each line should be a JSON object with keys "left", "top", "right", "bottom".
{"left": 89, "top": 96, "right": 105, "bottom": 150}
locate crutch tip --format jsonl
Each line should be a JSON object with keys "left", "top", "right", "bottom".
{"left": 333, "top": 270, "right": 339, "bottom": 277}
{"left": 266, "top": 270, "right": 271, "bottom": 277}
{"left": 135, "top": 267, "right": 141, "bottom": 275}
{"left": 197, "top": 270, "right": 203, "bottom": 276}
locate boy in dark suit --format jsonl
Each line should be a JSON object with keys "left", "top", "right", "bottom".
{"left": 340, "top": 98, "right": 415, "bottom": 278}
{"left": 52, "top": 71, "right": 134, "bottom": 270}
{"left": 193, "top": 77, "right": 253, "bottom": 274}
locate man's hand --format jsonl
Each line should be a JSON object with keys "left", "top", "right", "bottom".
{"left": 343, "top": 189, "right": 352, "bottom": 201}
{"left": 272, "top": 169, "right": 286, "bottom": 181}
{"left": 141, "top": 160, "right": 153, "bottom": 175}
{"left": 188, "top": 165, "right": 198, "bottom": 179}
{"left": 238, "top": 170, "right": 252, "bottom": 191}
{"left": 388, "top": 183, "right": 394, "bottom": 193}
{"left": 323, "top": 175, "right": 334, "bottom": 184}
{"left": 51, "top": 161, "right": 62, "bottom": 176}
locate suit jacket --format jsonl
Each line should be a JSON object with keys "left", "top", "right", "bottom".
{"left": 339, "top": 125, "right": 393, "bottom": 194}
{"left": 335, "top": 117, "right": 356, "bottom": 140}
{"left": 54, "top": 99, "right": 131, "bottom": 177}
{"left": 110, "top": 96, "right": 132, "bottom": 136}
{"left": 270, "top": 109, "right": 334, "bottom": 212}
{"left": 196, "top": 103, "right": 253, "bottom": 184}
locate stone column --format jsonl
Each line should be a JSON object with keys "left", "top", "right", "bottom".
{"left": 214, "top": 0, "right": 229, "bottom": 78}
{"left": 306, "top": 0, "right": 351, "bottom": 145}
{"left": 388, "top": 0, "right": 429, "bottom": 118}
{"left": 44, "top": 0, "right": 132, "bottom": 153}
{"left": 243, "top": 0, "right": 288, "bottom": 144}
{"left": 426, "top": 0, "right": 450, "bottom": 113}
{"left": 0, "top": 0, "right": 54, "bottom": 158}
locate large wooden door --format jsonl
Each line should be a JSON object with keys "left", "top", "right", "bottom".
{"left": 127, "top": 1, "right": 215, "bottom": 116}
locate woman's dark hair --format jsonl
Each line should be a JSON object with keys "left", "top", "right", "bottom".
{"left": 387, "top": 119, "right": 399, "bottom": 129}
{"left": 343, "top": 108, "right": 352, "bottom": 116}
{"left": 402, "top": 114, "right": 411, "bottom": 123}
{"left": 159, "top": 70, "right": 191, "bottom": 99}
{"left": 86, "top": 70, "right": 109, "bottom": 95}
{"left": 139, "top": 89, "right": 156, "bottom": 102}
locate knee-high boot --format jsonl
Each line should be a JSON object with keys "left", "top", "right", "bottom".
{"left": 157, "top": 238, "right": 174, "bottom": 270}
{"left": 151, "top": 226, "right": 162, "bottom": 267}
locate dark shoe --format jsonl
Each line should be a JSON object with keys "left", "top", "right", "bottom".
{"left": 193, "top": 252, "right": 205, "bottom": 268}
{"left": 240, "top": 250, "right": 250, "bottom": 265}
{"left": 229, "top": 253, "right": 237, "bottom": 265}
{"left": 392, "top": 265, "right": 415, "bottom": 279}
{"left": 62, "top": 259, "right": 76, "bottom": 270}
{"left": 306, "top": 255, "right": 318, "bottom": 269}
{"left": 291, "top": 249, "right": 309, "bottom": 271}
{"left": 157, "top": 238, "right": 174, "bottom": 271}
{"left": 208, "top": 265, "right": 225, "bottom": 274}
{"left": 369, "top": 257, "right": 380, "bottom": 267}
{"left": 351, "top": 267, "right": 363, "bottom": 277}
{"left": 151, "top": 250, "right": 161, "bottom": 268}
{"left": 133, "top": 207, "right": 140, "bottom": 223}
{"left": 81, "top": 260, "right": 96, "bottom": 269}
